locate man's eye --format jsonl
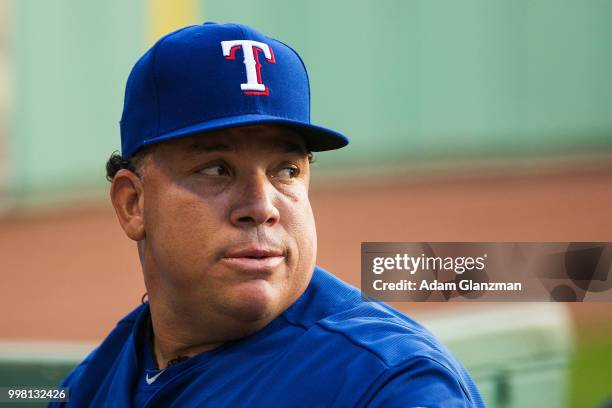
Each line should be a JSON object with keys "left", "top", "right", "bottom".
{"left": 199, "top": 164, "right": 230, "bottom": 176}
{"left": 276, "top": 165, "right": 299, "bottom": 180}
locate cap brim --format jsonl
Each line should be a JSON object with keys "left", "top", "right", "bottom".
{"left": 139, "top": 114, "right": 349, "bottom": 154}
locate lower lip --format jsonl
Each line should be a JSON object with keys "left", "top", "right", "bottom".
{"left": 221, "top": 256, "right": 285, "bottom": 271}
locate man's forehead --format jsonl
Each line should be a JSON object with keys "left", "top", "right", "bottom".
{"left": 165, "top": 125, "right": 308, "bottom": 155}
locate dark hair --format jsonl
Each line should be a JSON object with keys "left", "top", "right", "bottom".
{"left": 105, "top": 147, "right": 315, "bottom": 182}
{"left": 105, "top": 147, "right": 152, "bottom": 182}
{"left": 106, "top": 152, "right": 134, "bottom": 181}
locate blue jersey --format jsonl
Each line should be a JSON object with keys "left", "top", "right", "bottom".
{"left": 50, "top": 267, "right": 484, "bottom": 407}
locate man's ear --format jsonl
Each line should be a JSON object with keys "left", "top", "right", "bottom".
{"left": 110, "top": 169, "right": 145, "bottom": 241}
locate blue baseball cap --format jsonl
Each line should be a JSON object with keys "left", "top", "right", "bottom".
{"left": 120, "top": 22, "right": 349, "bottom": 159}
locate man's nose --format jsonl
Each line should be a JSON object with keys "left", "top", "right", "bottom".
{"left": 230, "top": 174, "right": 280, "bottom": 228}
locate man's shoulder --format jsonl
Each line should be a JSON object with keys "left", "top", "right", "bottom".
{"left": 277, "top": 267, "right": 483, "bottom": 406}
{"left": 50, "top": 303, "right": 148, "bottom": 407}
{"left": 66, "top": 302, "right": 146, "bottom": 371}
{"left": 283, "top": 267, "right": 459, "bottom": 368}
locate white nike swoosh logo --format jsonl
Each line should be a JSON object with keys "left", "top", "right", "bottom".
{"left": 145, "top": 370, "right": 165, "bottom": 385}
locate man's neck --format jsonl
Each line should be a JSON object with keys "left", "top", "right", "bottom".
{"left": 141, "top": 303, "right": 223, "bottom": 369}
{"left": 145, "top": 301, "right": 267, "bottom": 369}
{"left": 151, "top": 333, "right": 222, "bottom": 370}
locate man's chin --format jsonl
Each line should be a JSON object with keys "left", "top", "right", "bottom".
{"left": 225, "top": 280, "right": 280, "bottom": 323}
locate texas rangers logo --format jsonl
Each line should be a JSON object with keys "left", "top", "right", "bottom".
{"left": 221, "top": 40, "right": 276, "bottom": 96}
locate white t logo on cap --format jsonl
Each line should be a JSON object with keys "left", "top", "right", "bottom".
{"left": 221, "top": 40, "right": 276, "bottom": 96}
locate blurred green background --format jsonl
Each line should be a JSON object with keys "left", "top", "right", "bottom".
{"left": 572, "top": 333, "right": 612, "bottom": 408}
{"left": 6, "top": 0, "right": 612, "bottom": 201}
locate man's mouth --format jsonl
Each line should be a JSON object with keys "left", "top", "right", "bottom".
{"left": 221, "top": 247, "right": 286, "bottom": 272}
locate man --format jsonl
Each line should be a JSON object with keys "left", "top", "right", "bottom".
{"left": 52, "top": 22, "right": 483, "bottom": 407}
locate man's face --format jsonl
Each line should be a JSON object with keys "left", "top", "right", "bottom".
{"left": 139, "top": 125, "right": 317, "bottom": 329}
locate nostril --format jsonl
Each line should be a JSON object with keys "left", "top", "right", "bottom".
{"left": 231, "top": 201, "right": 280, "bottom": 227}
{"left": 237, "top": 216, "right": 255, "bottom": 224}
